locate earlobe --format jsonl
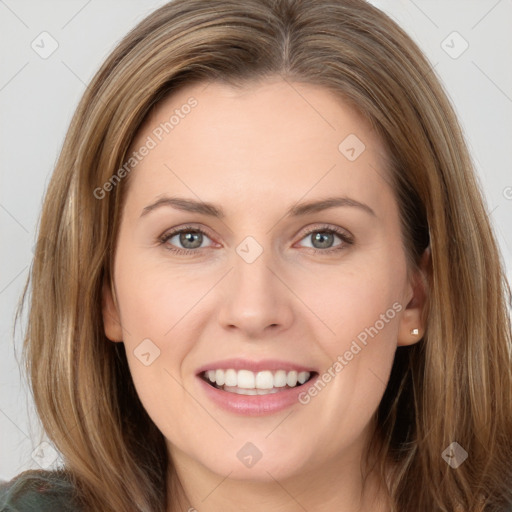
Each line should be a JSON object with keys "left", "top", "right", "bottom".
{"left": 397, "top": 309, "right": 424, "bottom": 346}
{"left": 101, "top": 279, "right": 124, "bottom": 342}
{"left": 397, "top": 248, "right": 430, "bottom": 347}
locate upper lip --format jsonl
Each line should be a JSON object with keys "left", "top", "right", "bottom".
{"left": 196, "top": 358, "right": 317, "bottom": 375}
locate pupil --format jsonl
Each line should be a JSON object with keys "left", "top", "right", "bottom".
{"left": 313, "top": 231, "right": 333, "bottom": 249}
{"left": 180, "top": 231, "right": 202, "bottom": 249}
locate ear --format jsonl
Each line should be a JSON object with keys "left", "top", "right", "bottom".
{"left": 397, "top": 247, "right": 430, "bottom": 347}
{"left": 101, "top": 278, "right": 124, "bottom": 342}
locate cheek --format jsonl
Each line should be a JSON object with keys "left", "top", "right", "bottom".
{"left": 113, "top": 248, "right": 207, "bottom": 344}
{"left": 111, "top": 253, "right": 200, "bottom": 412}
{"left": 295, "top": 252, "right": 405, "bottom": 421}
{"left": 316, "top": 277, "right": 400, "bottom": 397}
{"left": 302, "top": 256, "right": 406, "bottom": 356}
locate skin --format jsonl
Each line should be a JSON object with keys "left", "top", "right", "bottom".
{"left": 102, "top": 78, "right": 427, "bottom": 512}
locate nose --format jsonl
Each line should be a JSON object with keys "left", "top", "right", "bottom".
{"left": 217, "top": 246, "right": 294, "bottom": 339}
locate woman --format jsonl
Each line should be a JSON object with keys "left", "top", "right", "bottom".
{"left": 2, "top": 0, "right": 511, "bottom": 510}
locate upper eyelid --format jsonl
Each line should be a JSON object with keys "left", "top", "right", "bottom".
{"left": 296, "top": 224, "right": 351, "bottom": 238}
{"left": 161, "top": 224, "right": 217, "bottom": 242}
{"left": 160, "top": 223, "right": 352, "bottom": 245}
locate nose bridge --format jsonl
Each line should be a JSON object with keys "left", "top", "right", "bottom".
{"left": 234, "top": 242, "right": 276, "bottom": 296}
{"left": 217, "top": 236, "right": 293, "bottom": 335}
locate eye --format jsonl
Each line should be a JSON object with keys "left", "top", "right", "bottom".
{"left": 158, "top": 225, "right": 216, "bottom": 255}
{"left": 158, "top": 224, "right": 354, "bottom": 256}
{"left": 296, "top": 225, "right": 354, "bottom": 254}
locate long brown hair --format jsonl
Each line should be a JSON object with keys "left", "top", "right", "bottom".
{"left": 16, "top": 0, "right": 512, "bottom": 510}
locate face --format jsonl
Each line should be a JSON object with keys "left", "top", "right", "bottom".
{"left": 102, "top": 78, "right": 425, "bottom": 483}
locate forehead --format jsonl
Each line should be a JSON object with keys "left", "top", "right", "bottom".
{"left": 124, "top": 79, "right": 394, "bottom": 219}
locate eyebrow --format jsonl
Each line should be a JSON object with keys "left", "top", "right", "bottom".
{"left": 140, "top": 195, "right": 376, "bottom": 219}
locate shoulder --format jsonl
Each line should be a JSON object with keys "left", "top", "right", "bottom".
{"left": 0, "top": 469, "right": 81, "bottom": 511}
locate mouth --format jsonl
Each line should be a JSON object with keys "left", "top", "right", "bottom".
{"left": 196, "top": 360, "right": 320, "bottom": 415}
{"left": 199, "top": 369, "right": 318, "bottom": 396}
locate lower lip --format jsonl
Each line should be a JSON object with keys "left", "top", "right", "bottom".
{"left": 197, "top": 374, "right": 319, "bottom": 416}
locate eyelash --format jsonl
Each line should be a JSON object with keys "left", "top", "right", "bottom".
{"left": 157, "top": 224, "right": 354, "bottom": 256}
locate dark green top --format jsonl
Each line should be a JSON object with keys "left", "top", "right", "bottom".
{"left": 2, "top": 469, "right": 512, "bottom": 511}
{"left": 0, "top": 470, "right": 81, "bottom": 511}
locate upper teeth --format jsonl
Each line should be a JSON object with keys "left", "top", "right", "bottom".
{"left": 205, "top": 369, "right": 311, "bottom": 389}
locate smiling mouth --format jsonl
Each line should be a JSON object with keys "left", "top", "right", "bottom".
{"left": 200, "top": 369, "right": 317, "bottom": 395}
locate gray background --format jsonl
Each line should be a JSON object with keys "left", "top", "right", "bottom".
{"left": 1, "top": 0, "right": 511, "bottom": 480}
